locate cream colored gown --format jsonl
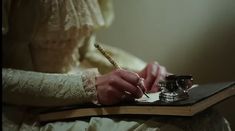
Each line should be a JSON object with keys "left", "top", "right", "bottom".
{"left": 2, "top": 0, "right": 231, "bottom": 131}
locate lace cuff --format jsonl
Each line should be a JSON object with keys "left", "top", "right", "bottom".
{"left": 81, "top": 68, "right": 100, "bottom": 105}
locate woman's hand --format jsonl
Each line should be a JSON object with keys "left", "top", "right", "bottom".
{"left": 138, "top": 61, "right": 169, "bottom": 93}
{"left": 95, "top": 69, "right": 145, "bottom": 105}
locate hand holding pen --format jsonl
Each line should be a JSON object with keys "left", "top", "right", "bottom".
{"left": 94, "top": 42, "right": 169, "bottom": 105}
{"left": 94, "top": 42, "right": 149, "bottom": 105}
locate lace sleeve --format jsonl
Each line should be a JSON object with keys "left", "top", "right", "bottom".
{"left": 2, "top": 68, "right": 100, "bottom": 107}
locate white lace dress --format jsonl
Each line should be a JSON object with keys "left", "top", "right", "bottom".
{"left": 2, "top": 0, "right": 231, "bottom": 131}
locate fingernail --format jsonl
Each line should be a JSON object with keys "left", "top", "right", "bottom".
{"left": 139, "top": 78, "right": 145, "bottom": 88}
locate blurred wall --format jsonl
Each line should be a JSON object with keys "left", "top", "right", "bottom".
{"left": 97, "top": 0, "right": 235, "bottom": 130}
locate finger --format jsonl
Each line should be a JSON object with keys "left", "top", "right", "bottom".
{"left": 138, "top": 78, "right": 146, "bottom": 92}
{"left": 114, "top": 69, "right": 146, "bottom": 92}
{"left": 99, "top": 86, "right": 123, "bottom": 105}
{"left": 118, "top": 80, "right": 143, "bottom": 98}
{"left": 138, "top": 65, "right": 148, "bottom": 78}
{"left": 150, "top": 61, "right": 159, "bottom": 77}
{"left": 144, "top": 63, "right": 159, "bottom": 90}
{"left": 148, "top": 75, "right": 161, "bottom": 93}
{"left": 107, "top": 87, "right": 123, "bottom": 99}
{"left": 115, "top": 69, "right": 140, "bottom": 85}
{"left": 158, "top": 65, "right": 168, "bottom": 81}
{"left": 149, "top": 86, "right": 160, "bottom": 93}
{"left": 110, "top": 76, "right": 143, "bottom": 98}
{"left": 148, "top": 65, "right": 167, "bottom": 93}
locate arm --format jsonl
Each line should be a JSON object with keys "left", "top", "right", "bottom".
{"left": 81, "top": 42, "right": 170, "bottom": 93}
{"left": 2, "top": 68, "right": 99, "bottom": 107}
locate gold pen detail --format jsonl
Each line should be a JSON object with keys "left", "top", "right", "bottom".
{"left": 94, "top": 43, "right": 121, "bottom": 69}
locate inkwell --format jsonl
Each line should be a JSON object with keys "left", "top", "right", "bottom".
{"left": 159, "top": 75, "right": 193, "bottom": 102}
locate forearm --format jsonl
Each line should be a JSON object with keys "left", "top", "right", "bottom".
{"left": 2, "top": 68, "right": 99, "bottom": 107}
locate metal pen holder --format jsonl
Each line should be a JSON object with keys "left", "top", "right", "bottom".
{"left": 159, "top": 75, "right": 193, "bottom": 103}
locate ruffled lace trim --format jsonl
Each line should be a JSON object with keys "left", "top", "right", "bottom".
{"left": 36, "top": 0, "right": 105, "bottom": 38}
